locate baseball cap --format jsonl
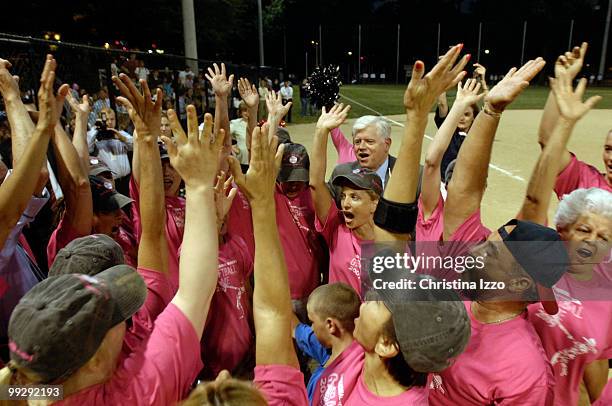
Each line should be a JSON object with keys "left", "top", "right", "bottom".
{"left": 49, "top": 234, "right": 125, "bottom": 277}
{"left": 89, "top": 157, "right": 114, "bottom": 177}
{"left": 331, "top": 164, "right": 383, "bottom": 196}
{"left": 90, "top": 175, "right": 133, "bottom": 213}
{"left": 499, "top": 219, "right": 569, "bottom": 315}
{"left": 8, "top": 265, "right": 146, "bottom": 383}
{"left": 365, "top": 260, "right": 470, "bottom": 372}
{"left": 276, "top": 127, "right": 292, "bottom": 145}
{"left": 277, "top": 143, "right": 309, "bottom": 183}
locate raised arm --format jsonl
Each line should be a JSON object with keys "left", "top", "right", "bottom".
{"left": 265, "top": 90, "right": 292, "bottom": 140}
{"left": 113, "top": 75, "right": 168, "bottom": 274}
{"left": 0, "top": 55, "right": 56, "bottom": 245}
{"left": 0, "top": 58, "right": 48, "bottom": 193}
{"left": 472, "top": 63, "right": 489, "bottom": 94}
{"left": 161, "top": 109, "right": 223, "bottom": 339}
{"left": 538, "top": 43, "right": 587, "bottom": 167}
{"left": 51, "top": 85, "right": 92, "bottom": 237}
{"left": 66, "top": 92, "right": 91, "bottom": 174}
{"left": 310, "top": 104, "right": 351, "bottom": 224}
{"left": 518, "top": 70, "right": 601, "bottom": 224}
{"left": 205, "top": 63, "right": 233, "bottom": 171}
{"left": 237, "top": 78, "right": 259, "bottom": 157}
{"left": 444, "top": 58, "right": 546, "bottom": 239}
{"left": 422, "top": 78, "right": 483, "bottom": 218}
{"left": 228, "top": 122, "right": 297, "bottom": 366}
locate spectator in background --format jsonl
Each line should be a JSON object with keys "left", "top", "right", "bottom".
{"left": 230, "top": 102, "right": 249, "bottom": 166}
{"left": 300, "top": 79, "right": 310, "bottom": 116}
{"left": 110, "top": 58, "right": 119, "bottom": 78}
{"left": 257, "top": 79, "right": 268, "bottom": 121}
{"left": 280, "top": 80, "right": 293, "bottom": 123}
{"left": 87, "top": 108, "right": 133, "bottom": 194}
{"left": 135, "top": 60, "right": 149, "bottom": 82}
{"left": 121, "top": 53, "right": 138, "bottom": 80}
{"left": 89, "top": 88, "right": 110, "bottom": 129}
{"left": 178, "top": 66, "right": 191, "bottom": 87}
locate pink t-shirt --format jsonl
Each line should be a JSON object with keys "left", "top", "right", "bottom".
{"left": 274, "top": 186, "right": 323, "bottom": 299}
{"left": 594, "top": 379, "right": 612, "bottom": 406}
{"left": 447, "top": 209, "right": 492, "bottom": 243}
{"left": 347, "top": 373, "right": 429, "bottom": 406}
{"left": 315, "top": 202, "right": 367, "bottom": 294}
{"left": 57, "top": 304, "right": 203, "bottom": 405}
{"left": 528, "top": 264, "right": 612, "bottom": 406}
{"left": 312, "top": 341, "right": 429, "bottom": 406}
{"left": 201, "top": 234, "right": 254, "bottom": 379}
{"left": 116, "top": 212, "right": 138, "bottom": 267}
{"left": 130, "top": 177, "right": 185, "bottom": 292}
{"left": 46, "top": 216, "right": 86, "bottom": 267}
{"left": 416, "top": 195, "right": 444, "bottom": 242}
{"left": 227, "top": 187, "right": 323, "bottom": 300}
{"left": 554, "top": 153, "right": 612, "bottom": 198}
{"left": 123, "top": 267, "right": 174, "bottom": 356}
{"left": 312, "top": 340, "right": 364, "bottom": 406}
{"left": 254, "top": 364, "right": 309, "bottom": 406}
{"left": 330, "top": 128, "right": 355, "bottom": 164}
{"left": 429, "top": 302, "right": 554, "bottom": 406}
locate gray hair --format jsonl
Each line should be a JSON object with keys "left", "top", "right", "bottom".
{"left": 352, "top": 115, "right": 391, "bottom": 140}
{"left": 554, "top": 188, "right": 612, "bottom": 229}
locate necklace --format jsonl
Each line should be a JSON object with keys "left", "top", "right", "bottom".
{"left": 472, "top": 302, "right": 525, "bottom": 324}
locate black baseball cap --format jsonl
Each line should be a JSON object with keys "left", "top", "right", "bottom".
{"left": 277, "top": 143, "right": 309, "bottom": 183}
{"left": 8, "top": 265, "right": 146, "bottom": 383}
{"left": 89, "top": 157, "right": 115, "bottom": 178}
{"left": 276, "top": 127, "right": 292, "bottom": 145}
{"left": 331, "top": 164, "right": 383, "bottom": 196}
{"left": 89, "top": 175, "right": 133, "bottom": 213}
{"left": 49, "top": 234, "right": 125, "bottom": 277}
{"left": 499, "top": 219, "right": 570, "bottom": 315}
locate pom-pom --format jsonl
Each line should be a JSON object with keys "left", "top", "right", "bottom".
{"left": 306, "top": 65, "right": 342, "bottom": 110}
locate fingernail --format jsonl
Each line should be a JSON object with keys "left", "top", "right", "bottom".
{"left": 466, "top": 54, "right": 471, "bottom": 61}
{"left": 458, "top": 43, "right": 464, "bottom": 49}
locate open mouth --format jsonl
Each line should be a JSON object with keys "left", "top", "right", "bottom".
{"left": 164, "top": 178, "right": 174, "bottom": 188}
{"left": 576, "top": 247, "right": 593, "bottom": 258}
{"left": 357, "top": 152, "right": 369, "bottom": 160}
{"left": 343, "top": 211, "right": 355, "bottom": 221}
{"left": 607, "top": 164, "right": 612, "bottom": 172}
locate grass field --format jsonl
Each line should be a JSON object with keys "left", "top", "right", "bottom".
{"left": 288, "top": 84, "right": 612, "bottom": 124}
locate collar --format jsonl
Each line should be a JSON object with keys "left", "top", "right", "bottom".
{"left": 375, "top": 157, "right": 390, "bottom": 187}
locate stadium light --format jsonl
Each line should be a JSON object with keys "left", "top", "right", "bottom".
{"left": 484, "top": 49, "right": 490, "bottom": 54}
{"left": 54, "top": 33, "right": 61, "bottom": 41}
{"left": 347, "top": 51, "right": 353, "bottom": 56}
{"left": 104, "top": 42, "right": 110, "bottom": 49}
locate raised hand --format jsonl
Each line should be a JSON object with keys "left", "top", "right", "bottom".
{"left": 238, "top": 77, "right": 259, "bottom": 108}
{"left": 214, "top": 170, "right": 237, "bottom": 228}
{"left": 227, "top": 123, "right": 283, "bottom": 205}
{"left": 266, "top": 90, "right": 291, "bottom": 121}
{"left": 205, "top": 63, "right": 234, "bottom": 97}
{"left": 113, "top": 74, "right": 162, "bottom": 140}
{"left": 66, "top": 92, "right": 91, "bottom": 117}
{"left": 316, "top": 103, "right": 351, "bottom": 131}
{"left": 473, "top": 63, "right": 486, "bottom": 79}
{"left": 403, "top": 44, "right": 469, "bottom": 114}
{"left": 485, "top": 57, "right": 546, "bottom": 113}
{"left": 36, "top": 55, "right": 58, "bottom": 132}
{"left": 162, "top": 108, "right": 225, "bottom": 189}
{"left": 0, "top": 59, "right": 20, "bottom": 99}
{"left": 550, "top": 70, "right": 601, "bottom": 122}
{"left": 455, "top": 78, "right": 484, "bottom": 107}
{"left": 555, "top": 42, "right": 587, "bottom": 81}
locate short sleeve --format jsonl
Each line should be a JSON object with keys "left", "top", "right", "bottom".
{"left": 254, "top": 365, "right": 309, "bottom": 406}
{"left": 46, "top": 216, "right": 86, "bottom": 267}
{"left": 314, "top": 202, "right": 342, "bottom": 246}
{"left": 294, "top": 324, "right": 330, "bottom": 365}
{"left": 448, "top": 209, "right": 491, "bottom": 243}
{"left": 553, "top": 153, "right": 609, "bottom": 198}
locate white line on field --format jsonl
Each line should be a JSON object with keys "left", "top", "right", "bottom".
{"left": 338, "top": 93, "right": 527, "bottom": 183}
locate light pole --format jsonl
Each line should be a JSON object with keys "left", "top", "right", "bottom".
{"left": 347, "top": 51, "right": 353, "bottom": 82}
{"left": 257, "top": 0, "right": 265, "bottom": 67}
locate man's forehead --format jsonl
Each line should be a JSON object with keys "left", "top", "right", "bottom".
{"left": 353, "top": 125, "right": 382, "bottom": 139}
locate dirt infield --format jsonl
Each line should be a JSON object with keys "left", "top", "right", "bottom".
{"left": 284, "top": 109, "right": 611, "bottom": 228}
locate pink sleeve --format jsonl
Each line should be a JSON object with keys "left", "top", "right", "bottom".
{"left": 130, "top": 267, "right": 174, "bottom": 340}
{"left": 46, "top": 216, "right": 87, "bottom": 267}
{"left": 254, "top": 365, "right": 309, "bottom": 406}
{"left": 330, "top": 128, "right": 356, "bottom": 164}
{"left": 416, "top": 194, "right": 444, "bottom": 242}
{"left": 129, "top": 176, "right": 143, "bottom": 240}
{"left": 314, "top": 202, "right": 342, "bottom": 245}
{"left": 116, "top": 304, "right": 203, "bottom": 404}
{"left": 448, "top": 209, "right": 491, "bottom": 242}
{"left": 554, "top": 153, "right": 607, "bottom": 198}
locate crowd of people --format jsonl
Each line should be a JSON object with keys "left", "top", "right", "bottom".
{"left": 0, "top": 37, "right": 610, "bottom": 406}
